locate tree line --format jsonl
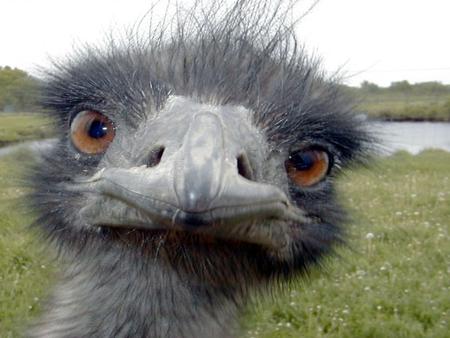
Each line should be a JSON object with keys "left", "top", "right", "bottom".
{"left": 1, "top": 65, "right": 450, "bottom": 113}
{"left": 357, "top": 80, "right": 450, "bottom": 95}
{"left": 0, "top": 66, "right": 40, "bottom": 112}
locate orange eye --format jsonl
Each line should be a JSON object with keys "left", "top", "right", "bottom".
{"left": 285, "top": 149, "right": 330, "bottom": 187}
{"left": 70, "top": 110, "right": 115, "bottom": 154}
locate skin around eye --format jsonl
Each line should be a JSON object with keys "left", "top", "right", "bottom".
{"left": 70, "top": 110, "right": 115, "bottom": 154}
{"left": 285, "top": 149, "right": 330, "bottom": 187}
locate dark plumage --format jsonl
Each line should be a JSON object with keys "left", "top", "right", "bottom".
{"left": 28, "top": 1, "right": 371, "bottom": 337}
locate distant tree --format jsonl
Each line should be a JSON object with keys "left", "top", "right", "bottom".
{"left": 360, "top": 81, "right": 380, "bottom": 93}
{"left": 390, "top": 80, "right": 411, "bottom": 92}
{"left": 0, "top": 66, "right": 40, "bottom": 112}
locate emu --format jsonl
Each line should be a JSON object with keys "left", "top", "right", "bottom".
{"left": 28, "top": 1, "right": 370, "bottom": 337}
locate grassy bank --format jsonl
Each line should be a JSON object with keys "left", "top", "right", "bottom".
{"left": 0, "top": 113, "right": 54, "bottom": 147}
{"left": 357, "top": 95, "right": 450, "bottom": 121}
{"left": 344, "top": 82, "right": 450, "bottom": 121}
{"left": 0, "top": 150, "right": 449, "bottom": 337}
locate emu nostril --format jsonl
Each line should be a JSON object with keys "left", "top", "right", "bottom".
{"left": 237, "top": 154, "right": 253, "bottom": 180}
{"left": 146, "top": 146, "right": 165, "bottom": 168}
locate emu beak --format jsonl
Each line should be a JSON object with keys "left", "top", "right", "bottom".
{"left": 70, "top": 100, "right": 309, "bottom": 248}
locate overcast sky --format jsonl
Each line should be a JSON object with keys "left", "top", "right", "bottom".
{"left": 1, "top": 0, "right": 449, "bottom": 87}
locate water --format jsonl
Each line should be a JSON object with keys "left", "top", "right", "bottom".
{"left": 371, "top": 122, "right": 450, "bottom": 155}
{"left": 0, "top": 123, "right": 449, "bottom": 158}
{"left": 0, "top": 139, "right": 56, "bottom": 158}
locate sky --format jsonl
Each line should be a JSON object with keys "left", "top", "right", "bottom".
{"left": 1, "top": 0, "right": 449, "bottom": 87}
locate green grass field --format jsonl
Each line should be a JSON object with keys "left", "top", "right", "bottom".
{"left": 0, "top": 149, "right": 448, "bottom": 337}
{"left": 0, "top": 113, "right": 54, "bottom": 147}
{"left": 0, "top": 150, "right": 55, "bottom": 336}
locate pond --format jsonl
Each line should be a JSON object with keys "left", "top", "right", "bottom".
{"left": 372, "top": 121, "right": 450, "bottom": 155}
{"left": 0, "top": 139, "right": 56, "bottom": 158}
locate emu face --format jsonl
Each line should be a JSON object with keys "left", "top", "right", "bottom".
{"left": 71, "top": 96, "right": 301, "bottom": 248}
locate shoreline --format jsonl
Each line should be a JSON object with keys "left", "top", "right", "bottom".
{"left": 368, "top": 116, "right": 450, "bottom": 122}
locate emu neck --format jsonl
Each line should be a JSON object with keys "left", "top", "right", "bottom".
{"left": 33, "top": 242, "right": 241, "bottom": 338}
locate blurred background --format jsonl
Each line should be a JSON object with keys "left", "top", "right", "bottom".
{"left": 0, "top": 1, "right": 448, "bottom": 337}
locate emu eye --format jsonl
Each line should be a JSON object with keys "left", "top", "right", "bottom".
{"left": 285, "top": 148, "right": 330, "bottom": 187}
{"left": 70, "top": 110, "right": 115, "bottom": 154}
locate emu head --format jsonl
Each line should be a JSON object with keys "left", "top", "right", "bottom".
{"left": 29, "top": 1, "right": 370, "bottom": 336}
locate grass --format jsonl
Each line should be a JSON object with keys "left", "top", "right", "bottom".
{"left": 0, "top": 150, "right": 54, "bottom": 337}
{"left": 0, "top": 150, "right": 449, "bottom": 337}
{"left": 0, "top": 113, "right": 54, "bottom": 147}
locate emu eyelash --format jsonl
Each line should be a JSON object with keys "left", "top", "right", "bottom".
{"left": 68, "top": 105, "right": 111, "bottom": 126}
